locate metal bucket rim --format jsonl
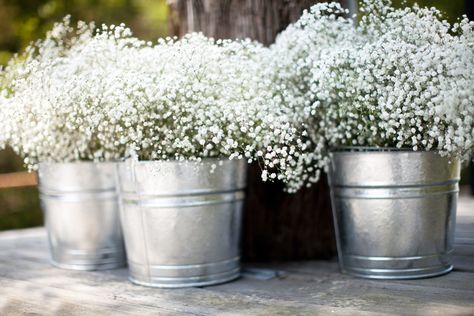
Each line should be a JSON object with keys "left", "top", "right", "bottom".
{"left": 330, "top": 147, "right": 461, "bottom": 162}
{"left": 39, "top": 161, "right": 119, "bottom": 167}
{"left": 329, "top": 147, "right": 460, "bottom": 165}
{"left": 331, "top": 146, "right": 433, "bottom": 153}
{"left": 120, "top": 157, "right": 245, "bottom": 164}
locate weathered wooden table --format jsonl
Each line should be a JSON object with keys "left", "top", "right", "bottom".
{"left": 0, "top": 194, "right": 473, "bottom": 315}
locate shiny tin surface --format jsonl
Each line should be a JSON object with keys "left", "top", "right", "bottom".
{"left": 117, "top": 159, "right": 246, "bottom": 288}
{"left": 328, "top": 149, "right": 460, "bottom": 279}
{"left": 38, "top": 162, "right": 126, "bottom": 270}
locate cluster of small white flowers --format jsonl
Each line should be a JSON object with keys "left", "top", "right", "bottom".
{"left": 4, "top": 0, "right": 471, "bottom": 192}
{"left": 0, "top": 16, "right": 312, "bottom": 192}
{"left": 117, "top": 32, "right": 313, "bottom": 191}
{"left": 320, "top": 0, "right": 474, "bottom": 161}
{"left": 270, "top": 0, "right": 474, "bottom": 183}
{"left": 267, "top": 2, "right": 359, "bottom": 181}
{"left": 0, "top": 16, "right": 147, "bottom": 166}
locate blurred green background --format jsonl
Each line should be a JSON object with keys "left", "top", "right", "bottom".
{"left": 0, "top": 0, "right": 469, "bottom": 231}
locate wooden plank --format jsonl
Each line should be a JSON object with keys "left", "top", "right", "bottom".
{"left": 0, "top": 227, "right": 44, "bottom": 239}
{"left": 0, "top": 262, "right": 385, "bottom": 316}
{"left": 0, "top": 171, "right": 37, "bottom": 189}
{"left": 0, "top": 231, "right": 378, "bottom": 315}
{"left": 0, "top": 194, "right": 473, "bottom": 315}
{"left": 0, "top": 234, "right": 473, "bottom": 316}
{"left": 211, "top": 272, "right": 474, "bottom": 315}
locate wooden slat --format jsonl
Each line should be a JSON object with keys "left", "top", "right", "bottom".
{"left": 0, "top": 171, "right": 37, "bottom": 189}
{"left": 0, "top": 193, "right": 473, "bottom": 315}
{"left": 0, "top": 244, "right": 472, "bottom": 315}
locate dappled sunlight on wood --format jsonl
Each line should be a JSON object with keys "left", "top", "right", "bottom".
{"left": 0, "top": 171, "right": 37, "bottom": 189}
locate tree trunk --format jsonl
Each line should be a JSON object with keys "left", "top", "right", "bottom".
{"left": 168, "top": 0, "right": 351, "bottom": 261}
{"left": 168, "top": 0, "right": 353, "bottom": 45}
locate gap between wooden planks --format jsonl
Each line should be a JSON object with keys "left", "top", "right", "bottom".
{"left": 0, "top": 172, "right": 37, "bottom": 189}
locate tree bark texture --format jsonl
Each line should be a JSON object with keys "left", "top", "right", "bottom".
{"left": 168, "top": 0, "right": 353, "bottom": 45}
{"left": 168, "top": 0, "right": 351, "bottom": 261}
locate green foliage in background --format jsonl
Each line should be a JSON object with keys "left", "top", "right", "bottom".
{"left": 0, "top": 148, "right": 42, "bottom": 231}
{"left": 0, "top": 187, "right": 42, "bottom": 230}
{"left": 393, "top": 0, "right": 465, "bottom": 23}
{"left": 0, "top": 147, "right": 25, "bottom": 173}
{"left": 0, "top": 0, "right": 169, "bottom": 65}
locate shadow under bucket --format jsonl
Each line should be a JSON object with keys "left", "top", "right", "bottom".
{"left": 38, "top": 162, "right": 126, "bottom": 270}
{"left": 117, "top": 159, "right": 246, "bottom": 288}
{"left": 328, "top": 148, "right": 460, "bottom": 279}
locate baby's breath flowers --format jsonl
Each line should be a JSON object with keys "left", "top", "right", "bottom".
{"left": 271, "top": 0, "right": 474, "bottom": 188}
{"left": 0, "top": 16, "right": 146, "bottom": 167}
{"left": 320, "top": 0, "right": 474, "bottom": 161}
{"left": 268, "top": 2, "right": 358, "bottom": 184}
{"left": 0, "top": 16, "right": 313, "bottom": 192}
{"left": 126, "top": 34, "right": 318, "bottom": 191}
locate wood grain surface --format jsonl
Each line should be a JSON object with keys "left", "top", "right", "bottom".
{"left": 0, "top": 192, "right": 472, "bottom": 315}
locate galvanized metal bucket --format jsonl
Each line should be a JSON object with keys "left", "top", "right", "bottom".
{"left": 38, "top": 162, "right": 126, "bottom": 270}
{"left": 328, "top": 148, "right": 460, "bottom": 279}
{"left": 117, "top": 159, "right": 246, "bottom": 288}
